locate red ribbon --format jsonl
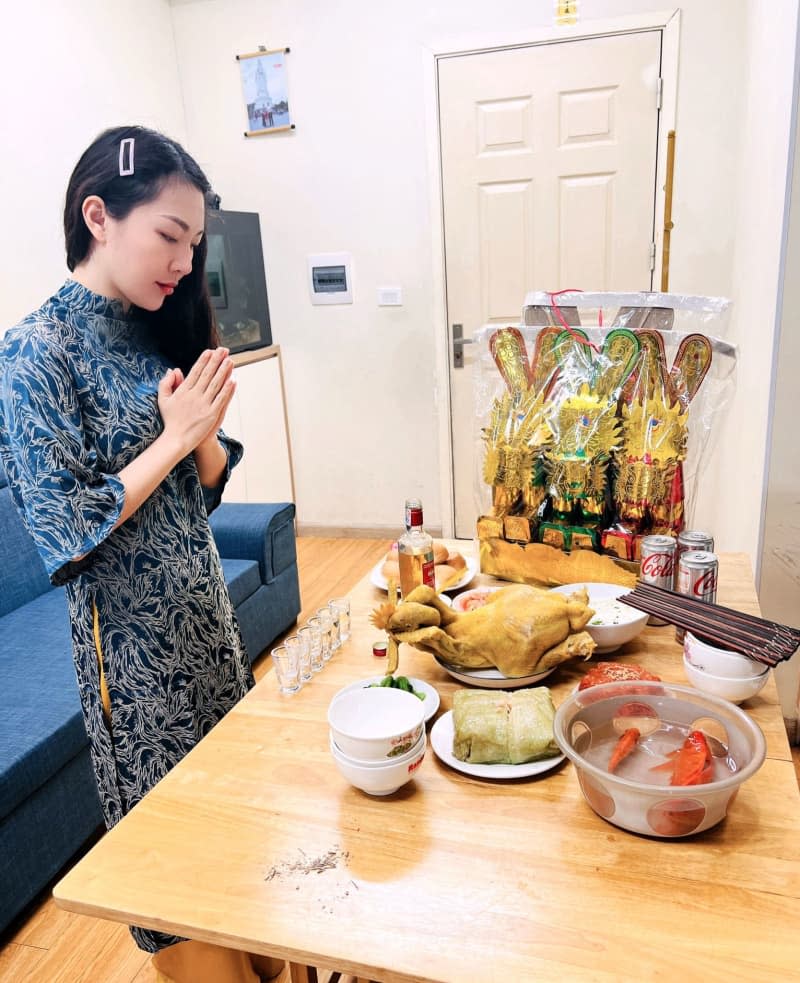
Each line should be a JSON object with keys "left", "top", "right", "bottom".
{"left": 547, "top": 289, "right": 602, "bottom": 353}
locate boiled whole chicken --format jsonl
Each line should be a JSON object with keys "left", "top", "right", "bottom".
{"left": 370, "top": 584, "right": 596, "bottom": 677}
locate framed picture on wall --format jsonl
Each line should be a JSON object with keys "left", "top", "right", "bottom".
{"left": 236, "top": 47, "right": 295, "bottom": 137}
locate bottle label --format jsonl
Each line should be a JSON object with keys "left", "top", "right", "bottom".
{"left": 421, "top": 557, "right": 435, "bottom": 588}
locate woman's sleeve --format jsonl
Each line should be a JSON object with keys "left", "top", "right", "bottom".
{"left": 0, "top": 330, "right": 126, "bottom": 585}
{"left": 201, "top": 429, "right": 243, "bottom": 515}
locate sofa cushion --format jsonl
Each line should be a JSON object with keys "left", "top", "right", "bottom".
{"left": 219, "top": 558, "right": 261, "bottom": 608}
{"left": 0, "top": 488, "right": 53, "bottom": 616}
{"left": 235, "top": 565, "right": 300, "bottom": 663}
{"left": 0, "top": 590, "right": 85, "bottom": 821}
{"left": 210, "top": 502, "right": 296, "bottom": 582}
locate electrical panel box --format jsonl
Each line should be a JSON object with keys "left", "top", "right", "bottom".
{"left": 307, "top": 252, "right": 353, "bottom": 305}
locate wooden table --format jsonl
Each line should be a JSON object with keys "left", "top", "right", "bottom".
{"left": 54, "top": 549, "right": 800, "bottom": 982}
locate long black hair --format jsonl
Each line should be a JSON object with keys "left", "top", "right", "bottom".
{"left": 64, "top": 125, "right": 218, "bottom": 372}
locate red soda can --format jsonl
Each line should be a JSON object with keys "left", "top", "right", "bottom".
{"left": 639, "top": 535, "right": 677, "bottom": 625}
{"left": 676, "top": 549, "right": 718, "bottom": 643}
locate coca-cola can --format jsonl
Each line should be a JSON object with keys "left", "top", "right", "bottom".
{"left": 675, "top": 530, "right": 714, "bottom": 586}
{"left": 639, "top": 535, "right": 677, "bottom": 625}
{"left": 676, "top": 549, "right": 719, "bottom": 643}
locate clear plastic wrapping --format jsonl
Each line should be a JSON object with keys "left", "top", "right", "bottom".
{"left": 474, "top": 292, "right": 736, "bottom": 586}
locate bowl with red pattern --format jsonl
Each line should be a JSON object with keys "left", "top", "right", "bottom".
{"left": 553, "top": 680, "right": 766, "bottom": 838}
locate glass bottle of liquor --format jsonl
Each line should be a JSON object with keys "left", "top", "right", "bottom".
{"left": 398, "top": 499, "right": 435, "bottom": 598}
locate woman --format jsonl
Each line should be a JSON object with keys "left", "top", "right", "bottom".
{"left": 0, "top": 126, "right": 284, "bottom": 983}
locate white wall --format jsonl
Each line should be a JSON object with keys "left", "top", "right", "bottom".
{"left": 0, "top": 0, "right": 187, "bottom": 332}
{"left": 761, "top": 8, "right": 800, "bottom": 728}
{"left": 1, "top": 0, "right": 796, "bottom": 562}
{"left": 697, "top": 0, "right": 799, "bottom": 563}
{"left": 169, "top": 0, "right": 797, "bottom": 553}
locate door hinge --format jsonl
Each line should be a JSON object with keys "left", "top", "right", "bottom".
{"left": 649, "top": 242, "right": 657, "bottom": 272}
{"left": 656, "top": 77, "right": 663, "bottom": 111}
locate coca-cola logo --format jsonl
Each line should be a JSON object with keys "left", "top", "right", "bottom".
{"left": 693, "top": 570, "right": 717, "bottom": 597}
{"left": 641, "top": 553, "right": 674, "bottom": 578}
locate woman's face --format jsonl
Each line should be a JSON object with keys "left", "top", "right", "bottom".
{"left": 99, "top": 179, "right": 206, "bottom": 311}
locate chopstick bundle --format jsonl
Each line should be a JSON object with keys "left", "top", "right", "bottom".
{"left": 619, "top": 582, "right": 800, "bottom": 668}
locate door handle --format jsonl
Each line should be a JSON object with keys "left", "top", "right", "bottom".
{"left": 452, "top": 323, "right": 474, "bottom": 368}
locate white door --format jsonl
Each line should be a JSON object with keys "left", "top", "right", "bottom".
{"left": 439, "top": 31, "right": 662, "bottom": 538}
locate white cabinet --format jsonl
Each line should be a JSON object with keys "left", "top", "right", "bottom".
{"left": 222, "top": 346, "right": 295, "bottom": 506}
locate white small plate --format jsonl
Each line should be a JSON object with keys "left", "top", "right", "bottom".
{"left": 370, "top": 557, "right": 478, "bottom": 594}
{"left": 430, "top": 711, "right": 565, "bottom": 779}
{"left": 450, "top": 584, "right": 505, "bottom": 612}
{"left": 332, "top": 676, "right": 440, "bottom": 724}
{"left": 434, "top": 655, "right": 555, "bottom": 690}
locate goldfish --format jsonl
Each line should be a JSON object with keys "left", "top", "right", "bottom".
{"left": 651, "top": 730, "right": 714, "bottom": 786}
{"left": 608, "top": 727, "right": 640, "bottom": 773}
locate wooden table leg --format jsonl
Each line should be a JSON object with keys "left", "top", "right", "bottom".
{"left": 288, "top": 963, "right": 318, "bottom": 983}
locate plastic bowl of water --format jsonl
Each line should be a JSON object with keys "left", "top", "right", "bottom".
{"left": 553, "top": 680, "right": 766, "bottom": 838}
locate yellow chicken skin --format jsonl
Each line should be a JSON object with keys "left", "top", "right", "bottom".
{"left": 371, "top": 584, "right": 596, "bottom": 677}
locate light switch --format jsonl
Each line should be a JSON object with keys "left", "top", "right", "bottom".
{"left": 377, "top": 286, "right": 402, "bottom": 306}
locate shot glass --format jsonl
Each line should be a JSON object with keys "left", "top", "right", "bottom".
{"left": 271, "top": 645, "right": 300, "bottom": 695}
{"left": 305, "top": 619, "right": 325, "bottom": 672}
{"left": 329, "top": 597, "right": 351, "bottom": 643}
{"left": 314, "top": 608, "right": 334, "bottom": 662}
{"left": 285, "top": 633, "right": 311, "bottom": 683}
{"left": 327, "top": 606, "right": 342, "bottom": 652}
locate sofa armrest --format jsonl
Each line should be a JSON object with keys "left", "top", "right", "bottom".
{"left": 209, "top": 502, "right": 296, "bottom": 584}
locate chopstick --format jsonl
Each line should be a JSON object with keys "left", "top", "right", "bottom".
{"left": 621, "top": 583, "right": 799, "bottom": 667}
{"left": 621, "top": 585, "right": 791, "bottom": 668}
{"left": 618, "top": 582, "right": 800, "bottom": 668}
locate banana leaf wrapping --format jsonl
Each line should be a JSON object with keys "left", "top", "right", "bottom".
{"left": 452, "top": 688, "right": 559, "bottom": 765}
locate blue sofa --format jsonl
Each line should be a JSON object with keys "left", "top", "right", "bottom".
{"left": 0, "top": 469, "right": 300, "bottom": 935}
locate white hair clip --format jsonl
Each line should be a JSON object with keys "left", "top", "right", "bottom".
{"left": 118, "top": 137, "right": 135, "bottom": 177}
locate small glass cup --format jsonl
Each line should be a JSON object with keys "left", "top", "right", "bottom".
{"left": 328, "top": 607, "right": 342, "bottom": 652}
{"left": 285, "top": 633, "right": 311, "bottom": 683}
{"left": 296, "top": 626, "right": 317, "bottom": 679}
{"left": 271, "top": 645, "right": 300, "bottom": 695}
{"left": 305, "top": 619, "right": 325, "bottom": 672}
{"left": 329, "top": 597, "right": 351, "bottom": 643}
{"left": 314, "top": 608, "right": 334, "bottom": 662}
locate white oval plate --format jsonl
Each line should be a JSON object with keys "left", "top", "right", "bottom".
{"left": 332, "top": 676, "right": 440, "bottom": 724}
{"left": 430, "top": 711, "right": 565, "bottom": 779}
{"left": 434, "top": 655, "right": 555, "bottom": 690}
{"left": 369, "top": 557, "right": 478, "bottom": 594}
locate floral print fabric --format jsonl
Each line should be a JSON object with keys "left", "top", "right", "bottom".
{"left": 0, "top": 281, "right": 254, "bottom": 951}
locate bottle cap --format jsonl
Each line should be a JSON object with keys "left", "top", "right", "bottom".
{"left": 372, "top": 641, "right": 388, "bottom": 658}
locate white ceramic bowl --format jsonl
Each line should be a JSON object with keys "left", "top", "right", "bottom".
{"left": 327, "top": 686, "right": 426, "bottom": 761}
{"left": 553, "top": 680, "right": 766, "bottom": 838}
{"left": 549, "top": 582, "right": 648, "bottom": 654}
{"left": 329, "top": 731, "right": 426, "bottom": 795}
{"left": 682, "top": 653, "right": 769, "bottom": 705}
{"left": 330, "top": 728, "right": 427, "bottom": 768}
{"left": 683, "top": 632, "right": 768, "bottom": 679}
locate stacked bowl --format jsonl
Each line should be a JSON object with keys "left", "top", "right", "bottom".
{"left": 682, "top": 631, "right": 770, "bottom": 704}
{"left": 328, "top": 686, "right": 427, "bottom": 795}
